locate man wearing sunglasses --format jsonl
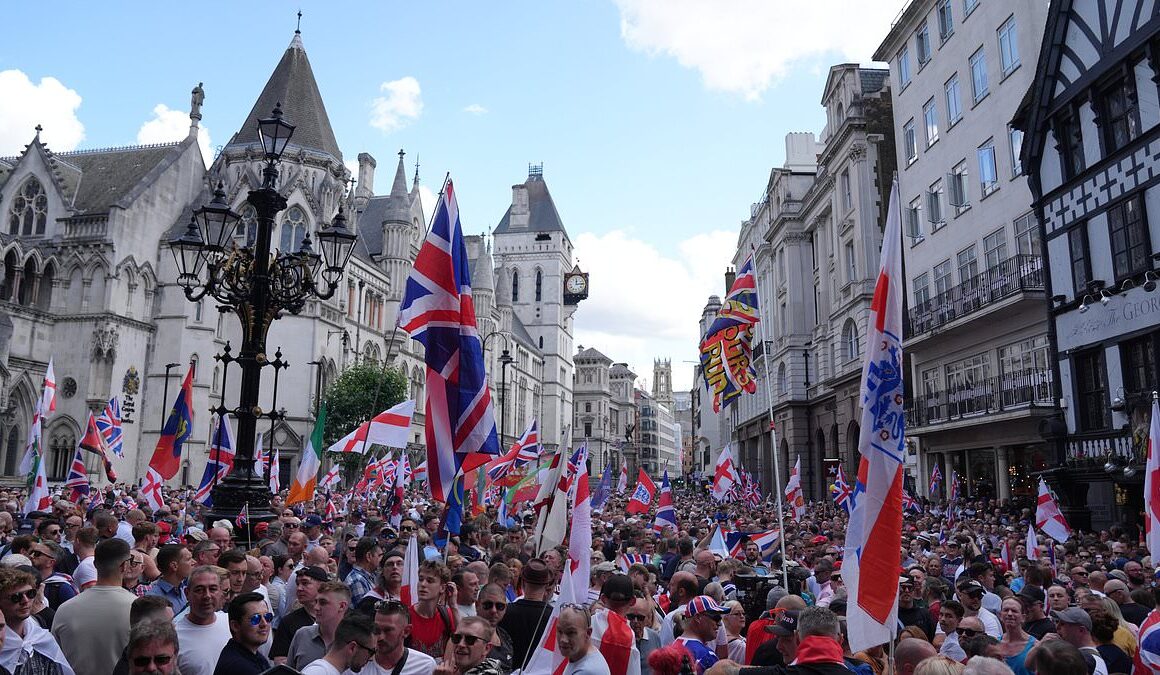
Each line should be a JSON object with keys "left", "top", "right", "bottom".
{"left": 52, "top": 537, "right": 137, "bottom": 675}
{"left": 0, "top": 566, "right": 72, "bottom": 675}
{"left": 437, "top": 616, "right": 501, "bottom": 675}
{"left": 126, "top": 619, "right": 180, "bottom": 675}
{"left": 214, "top": 592, "right": 273, "bottom": 675}
{"left": 475, "top": 583, "right": 513, "bottom": 672}
{"left": 299, "top": 613, "right": 377, "bottom": 675}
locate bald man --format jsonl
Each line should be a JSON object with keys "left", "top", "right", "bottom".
{"left": 895, "top": 637, "right": 938, "bottom": 675}
{"left": 659, "top": 572, "right": 702, "bottom": 644}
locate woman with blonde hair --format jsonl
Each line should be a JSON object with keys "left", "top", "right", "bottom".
{"left": 913, "top": 655, "right": 966, "bottom": 675}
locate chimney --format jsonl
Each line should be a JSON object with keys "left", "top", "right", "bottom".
{"left": 724, "top": 267, "right": 736, "bottom": 295}
{"left": 356, "top": 153, "right": 376, "bottom": 198}
{"left": 510, "top": 184, "right": 529, "bottom": 228}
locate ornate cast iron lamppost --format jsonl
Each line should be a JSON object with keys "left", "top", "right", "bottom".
{"left": 169, "top": 104, "right": 357, "bottom": 524}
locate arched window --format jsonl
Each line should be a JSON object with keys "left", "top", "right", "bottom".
{"left": 212, "top": 367, "right": 221, "bottom": 394}
{"left": 18, "top": 259, "right": 36, "bottom": 305}
{"left": 9, "top": 176, "right": 47, "bottom": 236}
{"left": 843, "top": 319, "right": 860, "bottom": 362}
{"left": 190, "top": 354, "right": 200, "bottom": 381}
{"left": 535, "top": 269, "right": 543, "bottom": 302}
{"left": 38, "top": 262, "right": 54, "bottom": 309}
{"left": 3, "top": 426, "right": 22, "bottom": 476}
{"left": 48, "top": 426, "right": 76, "bottom": 482}
{"left": 538, "top": 336, "right": 543, "bottom": 349}
{"left": 280, "top": 206, "right": 307, "bottom": 252}
{"left": 511, "top": 270, "right": 520, "bottom": 302}
{"left": 238, "top": 204, "right": 258, "bottom": 246}
{"left": 778, "top": 362, "right": 788, "bottom": 394}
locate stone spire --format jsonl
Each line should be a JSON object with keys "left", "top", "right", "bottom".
{"left": 390, "top": 149, "right": 408, "bottom": 198}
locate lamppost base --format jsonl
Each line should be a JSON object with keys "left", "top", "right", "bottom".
{"left": 206, "top": 474, "right": 277, "bottom": 542}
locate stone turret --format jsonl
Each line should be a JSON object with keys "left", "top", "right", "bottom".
{"left": 380, "top": 150, "right": 413, "bottom": 302}
{"left": 354, "top": 152, "right": 375, "bottom": 213}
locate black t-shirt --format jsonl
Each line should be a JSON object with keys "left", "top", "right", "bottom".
{"left": 271, "top": 607, "right": 313, "bottom": 658}
{"left": 499, "top": 598, "right": 551, "bottom": 670}
{"left": 750, "top": 637, "right": 786, "bottom": 668}
{"left": 897, "top": 604, "right": 936, "bottom": 641}
{"left": 1023, "top": 617, "right": 1055, "bottom": 640}
{"left": 1120, "top": 602, "right": 1150, "bottom": 627}
{"left": 1097, "top": 643, "right": 1132, "bottom": 674}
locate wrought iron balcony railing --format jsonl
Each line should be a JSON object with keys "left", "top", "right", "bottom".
{"left": 907, "top": 254, "right": 1044, "bottom": 338}
{"left": 904, "top": 369, "right": 1053, "bottom": 428}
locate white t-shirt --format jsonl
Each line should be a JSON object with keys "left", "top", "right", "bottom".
{"left": 359, "top": 649, "right": 438, "bottom": 675}
{"left": 456, "top": 603, "right": 476, "bottom": 618}
{"left": 564, "top": 650, "right": 612, "bottom": 675}
{"left": 174, "top": 611, "right": 232, "bottom": 675}
{"left": 72, "top": 556, "right": 96, "bottom": 589}
{"left": 299, "top": 658, "right": 343, "bottom": 675}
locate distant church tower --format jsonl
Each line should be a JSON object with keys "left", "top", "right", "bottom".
{"left": 491, "top": 165, "right": 582, "bottom": 454}
{"left": 653, "top": 359, "right": 673, "bottom": 407}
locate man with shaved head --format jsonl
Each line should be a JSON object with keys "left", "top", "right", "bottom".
{"left": 895, "top": 637, "right": 938, "bottom": 675}
{"left": 659, "top": 571, "right": 701, "bottom": 644}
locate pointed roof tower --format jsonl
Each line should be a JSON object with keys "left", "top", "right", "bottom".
{"left": 227, "top": 28, "right": 342, "bottom": 161}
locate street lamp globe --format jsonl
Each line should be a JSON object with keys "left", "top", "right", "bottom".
{"left": 194, "top": 181, "right": 242, "bottom": 262}
{"left": 257, "top": 103, "right": 296, "bottom": 160}
{"left": 170, "top": 215, "right": 207, "bottom": 290}
{"left": 316, "top": 206, "right": 357, "bottom": 286}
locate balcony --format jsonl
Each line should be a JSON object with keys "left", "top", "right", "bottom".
{"left": 1064, "top": 429, "right": 1138, "bottom": 464}
{"left": 905, "top": 369, "right": 1053, "bottom": 428}
{"left": 907, "top": 255, "right": 1044, "bottom": 339}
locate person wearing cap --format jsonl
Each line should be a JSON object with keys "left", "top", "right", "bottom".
{"left": 1038, "top": 607, "right": 1108, "bottom": 675}
{"left": 270, "top": 565, "right": 328, "bottom": 664}
{"left": 967, "top": 561, "right": 1002, "bottom": 616}
{"left": 499, "top": 559, "right": 553, "bottom": 670}
{"left": 590, "top": 574, "right": 641, "bottom": 675}
{"left": 940, "top": 539, "right": 965, "bottom": 584}
{"left": 302, "top": 515, "right": 324, "bottom": 552}
{"left": 675, "top": 596, "right": 724, "bottom": 673}
{"left": 589, "top": 561, "right": 618, "bottom": 606}
{"left": 1017, "top": 586, "right": 1053, "bottom": 639}
{"left": 956, "top": 578, "right": 1002, "bottom": 639}
{"left": 898, "top": 576, "right": 936, "bottom": 641}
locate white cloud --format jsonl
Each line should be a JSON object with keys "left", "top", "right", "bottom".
{"left": 417, "top": 185, "right": 437, "bottom": 225}
{"left": 572, "top": 229, "right": 737, "bottom": 391}
{"left": 613, "top": 0, "right": 897, "bottom": 100}
{"left": 463, "top": 104, "right": 488, "bottom": 115}
{"left": 370, "top": 77, "right": 423, "bottom": 133}
{"left": 136, "top": 103, "right": 213, "bottom": 166}
{"left": 0, "top": 70, "right": 84, "bottom": 155}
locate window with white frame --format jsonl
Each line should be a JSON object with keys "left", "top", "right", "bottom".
{"left": 899, "top": 46, "right": 912, "bottom": 87}
{"left": 780, "top": 302, "right": 787, "bottom": 334}
{"left": 924, "top": 99, "right": 939, "bottom": 146}
{"left": 977, "top": 140, "right": 998, "bottom": 196}
{"left": 907, "top": 197, "right": 924, "bottom": 239}
{"left": 957, "top": 245, "right": 979, "bottom": 283}
{"left": 969, "top": 47, "right": 988, "bottom": 102}
{"left": 1009, "top": 126, "right": 1024, "bottom": 176}
{"left": 997, "top": 15, "right": 1019, "bottom": 75}
{"left": 927, "top": 181, "right": 945, "bottom": 229}
{"left": 963, "top": 0, "right": 978, "bottom": 15}
{"left": 841, "top": 169, "right": 852, "bottom": 211}
{"left": 904, "top": 119, "right": 918, "bottom": 163}
{"left": 842, "top": 319, "right": 860, "bottom": 362}
{"left": 934, "top": 259, "right": 953, "bottom": 296}
{"left": 983, "top": 228, "right": 1008, "bottom": 269}
{"left": 948, "top": 161, "right": 970, "bottom": 212}
{"left": 945, "top": 74, "right": 963, "bottom": 124}
{"left": 913, "top": 272, "right": 931, "bottom": 307}
{"left": 916, "top": 22, "right": 932, "bottom": 64}
{"left": 844, "top": 241, "right": 856, "bottom": 281}
{"left": 1014, "top": 211, "right": 1040, "bottom": 256}
{"left": 937, "top": 0, "right": 954, "bottom": 40}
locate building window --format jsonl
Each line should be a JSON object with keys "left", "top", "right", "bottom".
{"left": 535, "top": 269, "right": 543, "bottom": 301}
{"left": 842, "top": 319, "right": 859, "bottom": 362}
{"left": 1009, "top": 126, "right": 1024, "bottom": 176}
{"left": 1108, "top": 196, "right": 1151, "bottom": 278}
{"left": 840, "top": 169, "right": 852, "bottom": 210}
{"left": 907, "top": 197, "right": 924, "bottom": 239}
{"left": 778, "top": 362, "right": 788, "bottom": 394}
{"left": 997, "top": 15, "right": 1019, "bottom": 75}
{"left": 48, "top": 429, "right": 76, "bottom": 482}
{"left": 927, "top": 182, "right": 944, "bottom": 229}
{"left": 584, "top": 422, "right": 592, "bottom": 436}
{"left": 904, "top": 119, "right": 918, "bottom": 163}
{"left": 280, "top": 206, "right": 307, "bottom": 252}
{"left": 999, "top": 335, "right": 1050, "bottom": 377}
{"left": 977, "top": 140, "right": 998, "bottom": 196}
{"left": 945, "top": 353, "right": 991, "bottom": 415}
{"left": 916, "top": 22, "right": 932, "bottom": 64}
{"left": 983, "top": 228, "right": 1008, "bottom": 269}
{"left": 1068, "top": 223, "right": 1090, "bottom": 293}
{"left": 934, "top": 259, "right": 953, "bottom": 297}
{"left": 945, "top": 74, "right": 963, "bottom": 125}
{"left": 780, "top": 302, "right": 787, "bottom": 334}
{"left": 924, "top": 99, "right": 939, "bottom": 147}
{"left": 844, "top": 241, "right": 856, "bottom": 281}
{"left": 1075, "top": 350, "right": 1109, "bottom": 431}
{"left": 899, "top": 47, "right": 912, "bottom": 87}
{"left": 1121, "top": 333, "right": 1157, "bottom": 395}
{"left": 969, "top": 47, "right": 988, "bottom": 103}
{"left": 1101, "top": 75, "right": 1140, "bottom": 154}
{"left": 948, "top": 161, "right": 970, "bottom": 212}
{"left": 963, "top": 0, "right": 978, "bottom": 15}
{"left": 1014, "top": 211, "right": 1040, "bottom": 256}
{"left": 913, "top": 272, "right": 931, "bottom": 307}
{"left": 937, "top": 0, "right": 954, "bottom": 40}
{"left": 957, "top": 245, "right": 979, "bottom": 283}
{"left": 585, "top": 402, "right": 592, "bottom": 413}
{"left": 512, "top": 269, "right": 519, "bottom": 302}
{"left": 10, "top": 176, "right": 48, "bottom": 236}
{"left": 1055, "top": 109, "right": 1085, "bottom": 179}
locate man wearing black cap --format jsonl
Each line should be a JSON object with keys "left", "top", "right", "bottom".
{"left": 1017, "top": 586, "right": 1054, "bottom": 639}
{"left": 590, "top": 575, "right": 639, "bottom": 675}
{"left": 897, "top": 576, "right": 935, "bottom": 641}
{"left": 271, "top": 565, "right": 328, "bottom": 664}
{"left": 955, "top": 578, "right": 1001, "bottom": 639}
{"left": 499, "top": 559, "right": 553, "bottom": 670}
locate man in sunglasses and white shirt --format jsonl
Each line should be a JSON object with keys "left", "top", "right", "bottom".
{"left": 435, "top": 616, "right": 502, "bottom": 675}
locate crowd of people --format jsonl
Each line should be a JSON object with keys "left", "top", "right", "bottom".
{"left": 0, "top": 479, "right": 1152, "bottom": 675}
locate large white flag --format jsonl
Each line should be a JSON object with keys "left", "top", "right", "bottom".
{"left": 711, "top": 444, "right": 739, "bottom": 501}
{"left": 1147, "top": 393, "right": 1160, "bottom": 562}
{"left": 326, "top": 400, "right": 416, "bottom": 453}
{"left": 844, "top": 179, "right": 906, "bottom": 653}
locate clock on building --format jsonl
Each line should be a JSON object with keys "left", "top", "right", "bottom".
{"left": 563, "top": 268, "right": 589, "bottom": 305}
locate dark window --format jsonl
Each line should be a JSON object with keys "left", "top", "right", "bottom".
{"left": 512, "top": 270, "right": 519, "bottom": 302}
{"left": 1068, "top": 224, "right": 1090, "bottom": 293}
{"left": 1108, "top": 196, "right": 1151, "bottom": 278}
{"left": 584, "top": 422, "right": 592, "bottom": 437}
{"left": 535, "top": 270, "right": 543, "bottom": 301}
{"left": 1100, "top": 75, "right": 1140, "bottom": 154}
{"left": 1055, "top": 110, "right": 1085, "bottom": 179}
{"left": 1121, "top": 333, "right": 1157, "bottom": 396}
{"left": 1075, "top": 350, "right": 1109, "bottom": 431}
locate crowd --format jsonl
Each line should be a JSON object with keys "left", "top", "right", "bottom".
{"left": 0, "top": 479, "right": 1152, "bottom": 675}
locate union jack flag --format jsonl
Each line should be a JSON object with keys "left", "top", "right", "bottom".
{"left": 95, "top": 397, "right": 123, "bottom": 458}
{"left": 487, "top": 419, "right": 541, "bottom": 481}
{"left": 235, "top": 503, "right": 249, "bottom": 529}
{"left": 829, "top": 465, "right": 859, "bottom": 514}
{"left": 193, "top": 414, "right": 235, "bottom": 506}
{"left": 742, "top": 471, "right": 762, "bottom": 508}
{"left": 64, "top": 445, "right": 89, "bottom": 503}
{"left": 901, "top": 489, "right": 921, "bottom": 512}
{"left": 929, "top": 464, "right": 942, "bottom": 496}
{"left": 948, "top": 470, "right": 960, "bottom": 503}
{"left": 397, "top": 178, "right": 500, "bottom": 502}
{"left": 618, "top": 553, "right": 651, "bottom": 571}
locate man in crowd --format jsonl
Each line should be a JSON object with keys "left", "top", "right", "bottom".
{"left": 125, "top": 620, "right": 180, "bottom": 675}
{"left": 500, "top": 559, "right": 553, "bottom": 669}
{"left": 287, "top": 581, "right": 351, "bottom": 670}
{"left": 452, "top": 569, "right": 480, "bottom": 619}
{"left": 217, "top": 550, "right": 248, "bottom": 603}
{"left": 345, "top": 536, "right": 382, "bottom": 606}
{"left": 956, "top": 579, "right": 1001, "bottom": 639}
{"left": 475, "top": 583, "right": 513, "bottom": 671}
{"left": 147, "top": 544, "right": 191, "bottom": 613}
{"left": 897, "top": 576, "right": 935, "bottom": 641}
{"left": 937, "top": 599, "right": 967, "bottom": 662}
{"left": 437, "top": 616, "right": 501, "bottom": 675}
{"left": 0, "top": 566, "right": 71, "bottom": 674}
{"left": 175, "top": 566, "right": 233, "bottom": 675}
{"left": 1103, "top": 579, "right": 1149, "bottom": 626}
{"left": 674, "top": 596, "right": 724, "bottom": 672}
{"left": 557, "top": 604, "right": 611, "bottom": 675}
{"left": 362, "top": 599, "right": 438, "bottom": 675}
{"left": 52, "top": 538, "right": 137, "bottom": 675}
{"left": 1047, "top": 607, "right": 1107, "bottom": 675}
{"left": 300, "top": 613, "right": 377, "bottom": 675}
{"left": 214, "top": 592, "right": 272, "bottom": 675}
{"left": 1017, "top": 585, "right": 1054, "bottom": 639}
{"left": 271, "top": 564, "right": 328, "bottom": 663}
{"left": 411, "top": 560, "right": 457, "bottom": 659}
{"left": 590, "top": 574, "right": 640, "bottom": 675}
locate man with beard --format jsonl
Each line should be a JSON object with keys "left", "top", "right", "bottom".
{"left": 360, "top": 599, "right": 437, "bottom": 675}
{"left": 214, "top": 593, "right": 273, "bottom": 675}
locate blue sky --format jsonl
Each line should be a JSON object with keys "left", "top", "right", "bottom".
{"left": 0, "top": 1, "right": 900, "bottom": 389}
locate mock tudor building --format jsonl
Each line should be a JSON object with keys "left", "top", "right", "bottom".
{"left": 1019, "top": 0, "right": 1160, "bottom": 530}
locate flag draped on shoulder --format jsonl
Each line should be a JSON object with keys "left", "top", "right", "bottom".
{"left": 626, "top": 469, "right": 657, "bottom": 515}
{"left": 327, "top": 400, "right": 415, "bottom": 453}
{"left": 1035, "top": 478, "right": 1071, "bottom": 543}
{"left": 1147, "top": 393, "right": 1160, "bottom": 563}
{"left": 844, "top": 179, "right": 906, "bottom": 653}
{"left": 698, "top": 254, "right": 760, "bottom": 412}
{"left": 711, "top": 445, "right": 739, "bottom": 501}
{"left": 150, "top": 367, "right": 194, "bottom": 480}
{"left": 397, "top": 178, "right": 500, "bottom": 503}
{"left": 652, "top": 471, "right": 677, "bottom": 534}
{"left": 288, "top": 405, "right": 327, "bottom": 505}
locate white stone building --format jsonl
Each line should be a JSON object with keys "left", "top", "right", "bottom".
{"left": 874, "top": 0, "right": 1053, "bottom": 503}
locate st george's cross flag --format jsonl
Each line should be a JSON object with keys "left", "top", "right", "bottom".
{"left": 625, "top": 469, "right": 657, "bottom": 515}
{"left": 400, "top": 534, "right": 420, "bottom": 607}
{"left": 397, "top": 179, "right": 501, "bottom": 503}
{"left": 319, "top": 464, "right": 341, "bottom": 493}
{"left": 269, "top": 449, "right": 280, "bottom": 495}
{"left": 711, "top": 444, "right": 740, "bottom": 501}
{"left": 1026, "top": 523, "right": 1040, "bottom": 560}
{"left": 41, "top": 358, "right": 56, "bottom": 416}
{"left": 288, "top": 406, "right": 327, "bottom": 505}
{"left": 843, "top": 179, "right": 906, "bottom": 653}
{"left": 652, "top": 471, "right": 678, "bottom": 534}
{"left": 785, "top": 457, "right": 806, "bottom": 519}
{"left": 1035, "top": 478, "right": 1072, "bottom": 543}
{"left": 327, "top": 400, "right": 415, "bottom": 454}
{"left": 1147, "top": 393, "right": 1160, "bottom": 564}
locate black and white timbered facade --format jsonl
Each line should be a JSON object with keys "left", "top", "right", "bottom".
{"left": 1020, "top": 0, "right": 1160, "bottom": 531}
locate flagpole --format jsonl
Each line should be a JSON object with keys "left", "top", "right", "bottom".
{"left": 753, "top": 243, "right": 790, "bottom": 588}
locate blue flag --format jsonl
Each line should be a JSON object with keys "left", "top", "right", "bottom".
{"left": 592, "top": 463, "right": 613, "bottom": 512}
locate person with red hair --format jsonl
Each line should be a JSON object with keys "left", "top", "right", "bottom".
{"left": 647, "top": 643, "right": 693, "bottom": 675}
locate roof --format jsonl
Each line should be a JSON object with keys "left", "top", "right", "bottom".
{"left": 859, "top": 68, "right": 889, "bottom": 94}
{"left": 226, "top": 32, "right": 342, "bottom": 162}
{"left": 610, "top": 363, "right": 636, "bottom": 378}
{"left": 509, "top": 315, "right": 540, "bottom": 355}
{"left": 575, "top": 347, "right": 612, "bottom": 363}
{"left": 351, "top": 191, "right": 414, "bottom": 261}
{"left": 493, "top": 173, "right": 568, "bottom": 237}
